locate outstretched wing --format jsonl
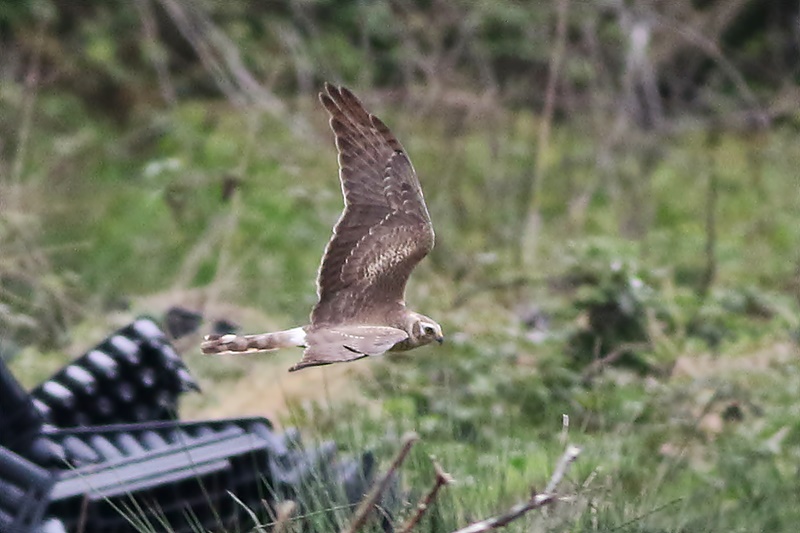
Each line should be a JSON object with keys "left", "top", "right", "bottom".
{"left": 289, "top": 325, "right": 408, "bottom": 372}
{"left": 312, "top": 83, "right": 434, "bottom": 325}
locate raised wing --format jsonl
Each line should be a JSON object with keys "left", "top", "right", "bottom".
{"left": 312, "top": 84, "right": 434, "bottom": 325}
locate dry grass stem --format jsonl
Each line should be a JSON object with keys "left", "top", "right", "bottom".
{"left": 272, "top": 500, "right": 296, "bottom": 533}
{"left": 521, "top": 0, "right": 571, "bottom": 264}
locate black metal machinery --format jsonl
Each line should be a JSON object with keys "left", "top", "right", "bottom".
{"left": 0, "top": 318, "right": 386, "bottom": 533}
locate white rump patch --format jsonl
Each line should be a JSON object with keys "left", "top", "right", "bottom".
{"left": 284, "top": 327, "right": 307, "bottom": 346}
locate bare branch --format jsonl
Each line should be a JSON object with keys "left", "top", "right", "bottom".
{"left": 399, "top": 458, "right": 454, "bottom": 533}
{"left": 155, "top": 0, "right": 287, "bottom": 117}
{"left": 451, "top": 445, "right": 581, "bottom": 533}
{"left": 341, "top": 432, "right": 419, "bottom": 533}
{"left": 650, "top": 9, "right": 763, "bottom": 113}
{"left": 543, "top": 445, "right": 581, "bottom": 494}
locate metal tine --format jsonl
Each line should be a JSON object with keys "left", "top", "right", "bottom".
{"left": 84, "top": 350, "right": 120, "bottom": 380}
{"left": 88, "top": 434, "right": 124, "bottom": 461}
{"left": 105, "top": 335, "right": 141, "bottom": 367}
{"left": 60, "top": 435, "right": 101, "bottom": 465}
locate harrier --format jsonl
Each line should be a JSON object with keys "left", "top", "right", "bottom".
{"left": 201, "top": 83, "right": 443, "bottom": 371}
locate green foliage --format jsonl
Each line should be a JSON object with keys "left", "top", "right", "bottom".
{"left": 3, "top": 1, "right": 797, "bottom": 118}
{"left": 4, "top": 79, "right": 800, "bottom": 530}
{"left": 287, "top": 321, "right": 800, "bottom": 531}
{"left": 560, "top": 238, "right": 674, "bottom": 372}
{"left": 3, "top": 3, "right": 800, "bottom": 530}
{"left": 688, "top": 285, "right": 795, "bottom": 350}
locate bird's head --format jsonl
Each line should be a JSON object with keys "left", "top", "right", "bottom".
{"left": 409, "top": 313, "right": 444, "bottom": 346}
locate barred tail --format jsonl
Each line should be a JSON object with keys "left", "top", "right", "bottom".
{"left": 201, "top": 327, "right": 307, "bottom": 355}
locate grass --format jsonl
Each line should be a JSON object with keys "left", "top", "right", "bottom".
{"left": 281, "top": 338, "right": 800, "bottom": 531}
{"left": 3, "top": 88, "right": 800, "bottom": 531}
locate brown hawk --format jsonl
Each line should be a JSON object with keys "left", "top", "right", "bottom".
{"left": 201, "top": 83, "right": 443, "bottom": 371}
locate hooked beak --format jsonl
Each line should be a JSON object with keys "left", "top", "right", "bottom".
{"left": 436, "top": 335, "right": 444, "bottom": 345}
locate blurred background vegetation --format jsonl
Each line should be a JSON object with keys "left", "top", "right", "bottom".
{"left": 1, "top": 0, "right": 800, "bottom": 531}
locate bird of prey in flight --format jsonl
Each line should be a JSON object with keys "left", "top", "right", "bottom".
{"left": 201, "top": 83, "right": 443, "bottom": 371}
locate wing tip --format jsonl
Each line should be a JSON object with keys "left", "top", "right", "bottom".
{"left": 319, "top": 92, "right": 336, "bottom": 114}
{"left": 321, "top": 81, "right": 337, "bottom": 98}
{"left": 322, "top": 82, "right": 342, "bottom": 100}
{"left": 288, "top": 359, "right": 333, "bottom": 372}
{"left": 338, "top": 85, "right": 357, "bottom": 102}
{"left": 320, "top": 82, "right": 367, "bottom": 118}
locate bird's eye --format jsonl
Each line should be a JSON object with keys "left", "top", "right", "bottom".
{"left": 423, "top": 325, "right": 435, "bottom": 335}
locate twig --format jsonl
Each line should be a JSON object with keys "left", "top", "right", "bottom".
{"left": 608, "top": 497, "right": 684, "bottom": 532}
{"left": 451, "top": 445, "right": 581, "bottom": 533}
{"left": 543, "top": 445, "right": 580, "bottom": 494}
{"left": 650, "top": 10, "right": 762, "bottom": 113}
{"left": 399, "top": 458, "right": 454, "bottom": 533}
{"left": 341, "top": 432, "right": 419, "bottom": 533}
{"left": 580, "top": 342, "right": 650, "bottom": 383}
{"left": 156, "top": 0, "right": 286, "bottom": 116}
